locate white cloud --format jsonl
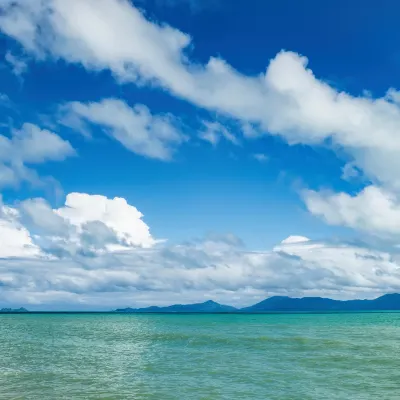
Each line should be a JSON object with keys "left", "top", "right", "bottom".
{"left": 304, "top": 186, "right": 400, "bottom": 239}
{"left": 273, "top": 237, "right": 400, "bottom": 294}
{"left": 3, "top": 0, "right": 400, "bottom": 188}
{"left": 0, "top": 198, "right": 41, "bottom": 258}
{"left": 15, "top": 192, "right": 156, "bottom": 258}
{"left": 198, "top": 121, "right": 239, "bottom": 146}
{"left": 341, "top": 162, "right": 361, "bottom": 181}
{"left": 60, "top": 99, "right": 185, "bottom": 160}
{"left": 12, "top": 123, "right": 75, "bottom": 163}
{"left": 20, "top": 197, "right": 70, "bottom": 236}
{"left": 55, "top": 192, "right": 155, "bottom": 249}
{"left": 0, "top": 123, "right": 75, "bottom": 188}
{"left": 0, "top": 219, "right": 40, "bottom": 258}
{"left": 280, "top": 235, "right": 310, "bottom": 244}
{"left": 5, "top": 51, "right": 27, "bottom": 76}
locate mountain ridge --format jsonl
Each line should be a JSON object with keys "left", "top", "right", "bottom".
{"left": 115, "top": 300, "right": 237, "bottom": 313}
{"left": 115, "top": 294, "right": 400, "bottom": 313}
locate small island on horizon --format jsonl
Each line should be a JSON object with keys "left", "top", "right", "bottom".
{"left": 0, "top": 308, "right": 29, "bottom": 313}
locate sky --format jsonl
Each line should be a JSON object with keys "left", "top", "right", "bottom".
{"left": 1, "top": 0, "right": 400, "bottom": 310}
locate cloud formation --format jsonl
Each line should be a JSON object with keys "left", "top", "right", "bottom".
{"left": 2, "top": 0, "right": 400, "bottom": 187}
{"left": 1, "top": 192, "right": 400, "bottom": 308}
{"left": 5, "top": 51, "right": 27, "bottom": 76}
{"left": 1, "top": 192, "right": 154, "bottom": 260}
{"left": 198, "top": 121, "right": 239, "bottom": 146}
{"left": 0, "top": 197, "right": 40, "bottom": 258}
{"left": 60, "top": 99, "right": 185, "bottom": 160}
{"left": 23, "top": 192, "right": 154, "bottom": 255}
{"left": 0, "top": 123, "right": 75, "bottom": 188}
{"left": 304, "top": 186, "right": 400, "bottom": 239}
{"left": 5, "top": 0, "right": 400, "bottom": 242}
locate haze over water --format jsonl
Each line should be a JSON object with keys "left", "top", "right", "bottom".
{"left": 1, "top": 312, "right": 399, "bottom": 399}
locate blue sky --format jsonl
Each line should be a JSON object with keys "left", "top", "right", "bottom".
{"left": 1, "top": 0, "right": 400, "bottom": 309}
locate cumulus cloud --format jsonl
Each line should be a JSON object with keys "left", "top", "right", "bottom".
{"left": 14, "top": 192, "right": 156, "bottom": 258}
{"left": 60, "top": 99, "right": 185, "bottom": 160}
{"left": 0, "top": 123, "right": 75, "bottom": 188}
{"left": 303, "top": 186, "right": 400, "bottom": 239}
{"left": 3, "top": 0, "right": 400, "bottom": 187}
{"left": 55, "top": 192, "right": 155, "bottom": 248}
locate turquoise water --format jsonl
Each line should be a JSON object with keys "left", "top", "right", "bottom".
{"left": 1, "top": 313, "right": 400, "bottom": 399}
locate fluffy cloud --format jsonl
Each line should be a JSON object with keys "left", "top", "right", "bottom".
{"left": 0, "top": 198, "right": 40, "bottom": 258}
{"left": 60, "top": 99, "right": 185, "bottom": 160}
{"left": 273, "top": 238, "right": 400, "bottom": 293}
{"left": 19, "top": 192, "right": 155, "bottom": 256}
{"left": 304, "top": 186, "right": 400, "bottom": 239}
{"left": 0, "top": 123, "right": 75, "bottom": 188}
{"left": 10, "top": 123, "right": 75, "bottom": 163}
{"left": 55, "top": 192, "right": 155, "bottom": 248}
{"left": 1, "top": 192, "right": 154, "bottom": 263}
{"left": 3, "top": 0, "right": 400, "bottom": 187}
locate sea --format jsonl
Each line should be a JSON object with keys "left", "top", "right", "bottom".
{"left": 1, "top": 312, "right": 399, "bottom": 399}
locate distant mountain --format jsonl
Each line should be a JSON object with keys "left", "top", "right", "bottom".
{"left": 115, "top": 294, "right": 400, "bottom": 313}
{"left": 0, "top": 307, "right": 29, "bottom": 313}
{"left": 242, "top": 293, "right": 400, "bottom": 312}
{"left": 241, "top": 296, "right": 340, "bottom": 312}
{"left": 115, "top": 300, "right": 237, "bottom": 313}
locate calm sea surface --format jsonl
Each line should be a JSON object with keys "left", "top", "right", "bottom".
{"left": 1, "top": 312, "right": 400, "bottom": 399}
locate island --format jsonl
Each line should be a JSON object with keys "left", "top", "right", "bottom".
{"left": 0, "top": 307, "right": 29, "bottom": 313}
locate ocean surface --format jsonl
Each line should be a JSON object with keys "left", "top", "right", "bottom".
{"left": 1, "top": 313, "right": 399, "bottom": 399}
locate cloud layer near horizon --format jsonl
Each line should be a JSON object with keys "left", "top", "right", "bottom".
{"left": 1, "top": 193, "right": 400, "bottom": 309}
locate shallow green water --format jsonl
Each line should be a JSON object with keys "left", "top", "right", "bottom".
{"left": 1, "top": 313, "right": 400, "bottom": 399}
